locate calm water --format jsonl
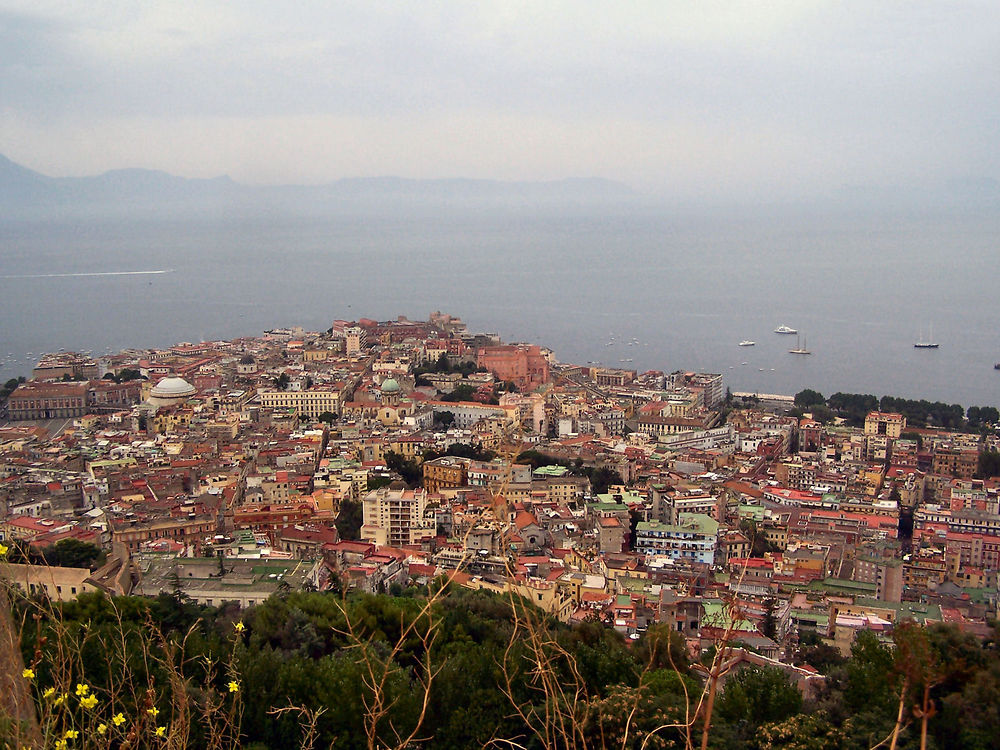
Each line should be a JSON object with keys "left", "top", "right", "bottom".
{"left": 1, "top": 205, "right": 998, "bottom": 408}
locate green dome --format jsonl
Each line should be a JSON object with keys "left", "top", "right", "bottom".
{"left": 380, "top": 378, "right": 401, "bottom": 393}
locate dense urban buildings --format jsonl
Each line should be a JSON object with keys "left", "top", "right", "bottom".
{"left": 2, "top": 310, "right": 999, "bottom": 676}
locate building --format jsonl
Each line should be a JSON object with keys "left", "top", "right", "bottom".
{"left": 32, "top": 352, "right": 99, "bottom": 381}
{"left": 476, "top": 345, "right": 550, "bottom": 391}
{"left": 429, "top": 400, "right": 515, "bottom": 429}
{"left": 134, "top": 558, "right": 320, "bottom": 608}
{"left": 259, "top": 387, "right": 345, "bottom": 418}
{"left": 345, "top": 326, "right": 366, "bottom": 356}
{"left": 146, "top": 376, "right": 197, "bottom": 408}
{"left": 423, "top": 456, "right": 469, "bottom": 494}
{"left": 112, "top": 515, "right": 216, "bottom": 554}
{"left": 1, "top": 563, "right": 101, "bottom": 602}
{"left": 932, "top": 447, "right": 978, "bottom": 480}
{"left": 361, "top": 485, "right": 433, "bottom": 547}
{"left": 864, "top": 412, "right": 906, "bottom": 439}
{"left": 634, "top": 513, "right": 719, "bottom": 565}
{"left": 668, "top": 371, "right": 724, "bottom": 409}
{"left": 7, "top": 381, "right": 88, "bottom": 420}
{"left": 88, "top": 379, "right": 143, "bottom": 410}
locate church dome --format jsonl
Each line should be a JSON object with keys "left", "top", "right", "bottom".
{"left": 150, "top": 376, "right": 196, "bottom": 399}
{"left": 380, "top": 378, "right": 401, "bottom": 393}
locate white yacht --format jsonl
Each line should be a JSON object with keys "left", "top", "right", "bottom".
{"left": 774, "top": 325, "right": 797, "bottom": 334}
{"left": 738, "top": 340, "right": 756, "bottom": 347}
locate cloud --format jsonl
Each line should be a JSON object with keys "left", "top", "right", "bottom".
{"left": 1, "top": 1, "right": 998, "bottom": 196}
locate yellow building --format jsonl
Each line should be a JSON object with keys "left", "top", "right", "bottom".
{"left": 259, "top": 387, "right": 344, "bottom": 418}
{"left": 2, "top": 563, "right": 100, "bottom": 602}
{"left": 423, "top": 457, "right": 469, "bottom": 494}
{"left": 864, "top": 412, "right": 905, "bottom": 439}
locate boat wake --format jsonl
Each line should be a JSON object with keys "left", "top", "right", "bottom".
{"left": 0, "top": 269, "right": 175, "bottom": 279}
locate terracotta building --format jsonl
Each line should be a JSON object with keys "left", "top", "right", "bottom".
{"left": 476, "top": 345, "right": 549, "bottom": 391}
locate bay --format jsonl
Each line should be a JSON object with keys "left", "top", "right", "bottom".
{"left": 1, "top": 204, "right": 998, "bottom": 408}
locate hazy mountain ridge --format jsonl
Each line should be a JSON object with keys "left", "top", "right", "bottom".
{"left": 0, "top": 154, "right": 635, "bottom": 218}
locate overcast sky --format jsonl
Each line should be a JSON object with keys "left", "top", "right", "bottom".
{"left": 1, "top": 1, "right": 998, "bottom": 198}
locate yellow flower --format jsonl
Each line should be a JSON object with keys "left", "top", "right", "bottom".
{"left": 75, "top": 683, "right": 90, "bottom": 697}
{"left": 0, "top": 543, "right": 8, "bottom": 556}
{"left": 43, "top": 687, "right": 55, "bottom": 699}
{"left": 227, "top": 680, "right": 240, "bottom": 693}
{"left": 54, "top": 741, "right": 67, "bottom": 750}
{"left": 63, "top": 730, "right": 79, "bottom": 740}
{"left": 53, "top": 692, "right": 67, "bottom": 706}
{"left": 147, "top": 706, "right": 159, "bottom": 717}
{"left": 112, "top": 712, "right": 126, "bottom": 726}
{"left": 154, "top": 726, "right": 167, "bottom": 737}
{"left": 97, "top": 723, "right": 108, "bottom": 735}
{"left": 234, "top": 621, "right": 245, "bottom": 633}
{"left": 80, "top": 693, "right": 99, "bottom": 710}
{"left": 21, "top": 668, "right": 34, "bottom": 680}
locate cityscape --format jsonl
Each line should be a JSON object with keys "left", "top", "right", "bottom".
{"left": 3, "top": 2, "right": 1000, "bottom": 747}
{"left": 2, "top": 311, "right": 999, "bottom": 747}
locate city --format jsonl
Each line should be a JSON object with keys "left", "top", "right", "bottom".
{"left": 3, "top": 312, "right": 998, "bottom": 638}
{"left": 2, "top": 311, "right": 999, "bottom": 747}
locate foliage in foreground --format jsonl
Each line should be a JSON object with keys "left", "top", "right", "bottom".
{"left": 6, "top": 586, "right": 1000, "bottom": 749}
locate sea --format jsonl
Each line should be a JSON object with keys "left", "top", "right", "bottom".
{"left": 1, "top": 203, "right": 998, "bottom": 409}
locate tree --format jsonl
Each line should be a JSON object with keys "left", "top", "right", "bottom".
{"left": 977, "top": 450, "right": 1000, "bottom": 479}
{"left": 714, "top": 664, "right": 803, "bottom": 743}
{"left": 433, "top": 410, "right": 455, "bottom": 428}
{"left": 274, "top": 372, "right": 290, "bottom": 391}
{"left": 756, "top": 712, "right": 845, "bottom": 750}
{"left": 40, "top": 539, "right": 105, "bottom": 569}
{"left": 440, "top": 384, "right": 476, "bottom": 402}
{"left": 317, "top": 411, "right": 337, "bottom": 425}
{"left": 739, "top": 518, "right": 774, "bottom": 557}
{"left": 761, "top": 597, "right": 778, "bottom": 640}
{"left": 796, "top": 631, "right": 846, "bottom": 674}
{"left": 588, "top": 466, "right": 623, "bottom": 495}
{"left": 794, "top": 389, "right": 825, "bottom": 408}
{"left": 384, "top": 452, "right": 422, "bottom": 487}
{"left": 893, "top": 621, "right": 943, "bottom": 750}
{"left": 336, "top": 498, "right": 363, "bottom": 540}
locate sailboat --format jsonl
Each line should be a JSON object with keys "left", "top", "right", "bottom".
{"left": 914, "top": 325, "right": 940, "bottom": 349}
{"left": 789, "top": 334, "right": 811, "bottom": 355}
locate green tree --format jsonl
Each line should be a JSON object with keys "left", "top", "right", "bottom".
{"left": 440, "top": 384, "right": 477, "bottom": 402}
{"left": 40, "top": 539, "right": 105, "bottom": 569}
{"left": 385, "top": 451, "right": 422, "bottom": 486}
{"left": 335, "top": 498, "right": 364, "bottom": 540}
{"left": 433, "top": 410, "right": 455, "bottom": 428}
{"left": 794, "top": 389, "right": 825, "bottom": 408}
{"left": 756, "top": 712, "right": 845, "bottom": 750}
{"left": 317, "top": 411, "right": 337, "bottom": 424}
{"left": 977, "top": 449, "right": 1000, "bottom": 479}
{"left": 588, "top": 466, "right": 623, "bottom": 495}
{"left": 714, "top": 664, "right": 803, "bottom": 743}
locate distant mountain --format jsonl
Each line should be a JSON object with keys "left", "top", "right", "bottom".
{"left": 0, "top": 153, "right": 635, "bottom": 219}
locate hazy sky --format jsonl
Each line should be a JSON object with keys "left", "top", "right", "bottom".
{"left": 2, "top": 1, "right": 998, "bottom": 197}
